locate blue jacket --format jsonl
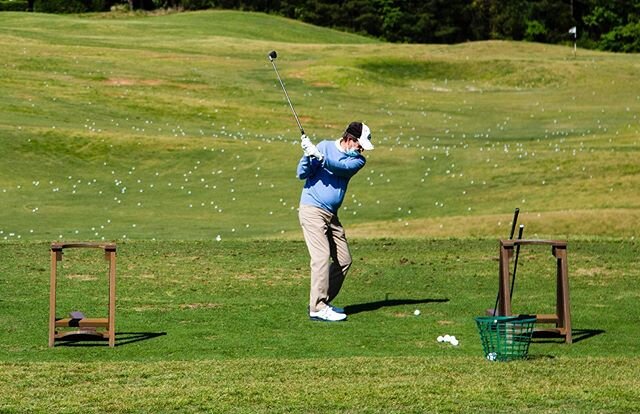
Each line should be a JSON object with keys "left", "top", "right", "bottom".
{"left": 297, "top": 140, "right": 366, "bottom": 214}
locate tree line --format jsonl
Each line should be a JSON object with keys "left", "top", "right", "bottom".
{"left": 7, "top": 0, "right": 640, "bottom": 52}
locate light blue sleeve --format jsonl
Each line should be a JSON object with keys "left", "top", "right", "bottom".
{"left": 322, "top": 150, "right": 366, "bottom": 178}
{"left": 296, "top": 155, "right": 322, "bottom": 179}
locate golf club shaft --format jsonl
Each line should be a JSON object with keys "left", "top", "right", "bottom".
{"left": 509, "top": 224, "right": 525, "bottom": 298}
{"left": 269, "top": 58, "right": 305, "bottom": 135}
{"left": 509, "top": 208, "right": 520, "bottom": 239}
{"left": 492, "top": 208, "right": 520, "bottom": 315}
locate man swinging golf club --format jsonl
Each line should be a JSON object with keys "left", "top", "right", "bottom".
{"left": 297, "top": 122, "right": 374, "bottom": 322}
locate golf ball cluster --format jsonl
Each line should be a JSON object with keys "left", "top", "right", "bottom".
{"left": 436, "top": 334, "right": 459, "bottom": 346}
{"left": 487, "top": 352, "right": 498, "bottom": 361}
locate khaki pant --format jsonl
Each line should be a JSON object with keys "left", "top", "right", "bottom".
{"left": 299, "top": 204, "right": 352, "bottom": 312}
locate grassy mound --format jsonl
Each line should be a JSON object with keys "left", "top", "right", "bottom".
{"left": 2, "top": 11, "right": 640, "bottom": 242}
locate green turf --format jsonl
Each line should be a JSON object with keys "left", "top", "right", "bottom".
{"left": 1, "top": 239, "right": 639, "bottom": 412}
{"left": 1, "top": 9, "right": 640, "bottom": 413}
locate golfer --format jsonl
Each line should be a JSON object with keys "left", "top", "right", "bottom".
{"left": 297, "top": 122, "right": 374, "bottom": 322}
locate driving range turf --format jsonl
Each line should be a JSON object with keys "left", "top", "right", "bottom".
{"left": 1, "top": 10, "right": 640, "bottom": 413}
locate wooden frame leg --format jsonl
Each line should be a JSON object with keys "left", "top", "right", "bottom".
{"left": 555, "top": 247, "right": 572, "bottom": 343}
{"left": 498, "top": 244, "right": 514, "bottom": 316}
{"left": 107, "top": 250, "right": 116, "bottom": 347}
{"left": 49, "top": 249, "right": 58, "bottom": 348}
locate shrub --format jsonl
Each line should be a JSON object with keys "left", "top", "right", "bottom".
{"left": 180, "top": 0, "right": 214, "bottom": 10}
{"left": 0, "top": 0, "right": 28, "bottom": 11}
{"left": 524, "top": 20, "right": 547, "bottom": 42}
{"left": 599, "top": 22, "right": 640, "bottom": 53}
{"left": 33, "top": 0, "right": 109, "bottom": 13}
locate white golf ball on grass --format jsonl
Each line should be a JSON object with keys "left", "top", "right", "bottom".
{"left": 436, "top": 334, "right": 459, "bottom": 346}
{"left": 413, "top": 309, "right": 421, "bottom": 316}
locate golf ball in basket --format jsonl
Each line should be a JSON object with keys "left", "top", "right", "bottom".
{"left": 413, "top": 309, "right": 421, "bottom": 316}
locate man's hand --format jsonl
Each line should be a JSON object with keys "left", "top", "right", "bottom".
{"left": 300, "top": 135, "right": 313, "bottom": 155}
{"left": 301, "top": 135, "right": 323, "bottom": 160}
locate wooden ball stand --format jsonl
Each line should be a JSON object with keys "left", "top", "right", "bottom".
{"left": 49, "top": 242, "right": 117, "bottom": 347}
{"left": 497, "top": 239, "right": 572, "bottom": 344}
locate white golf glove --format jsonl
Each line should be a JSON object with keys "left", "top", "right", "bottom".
{"left": 301, "top": 134, "right": 323, "bottom": 160}
{"left": 300, "top": 135, "right": 313, "bottom": 154}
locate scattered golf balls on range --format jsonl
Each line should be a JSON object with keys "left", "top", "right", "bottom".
{"left": 437, "top": 334, "right": 459, "bottom": 346}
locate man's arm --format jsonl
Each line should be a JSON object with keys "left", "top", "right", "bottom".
{"left": 323, "top": 155, "right": 366, "bottom": 178}
{"left": 296, "top": 155, "right": 322, "bottom": 179}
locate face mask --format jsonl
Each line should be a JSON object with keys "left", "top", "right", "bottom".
{"left": 345, "top": 149, "right": 360, "bottom": 157}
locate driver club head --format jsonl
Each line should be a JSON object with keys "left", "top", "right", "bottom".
{"left": 268, "top": 50, "right": 277, "bottom": 61}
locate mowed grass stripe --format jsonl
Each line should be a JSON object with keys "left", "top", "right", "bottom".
{"left": 1, "top": 358, "right": 639, "bottom": 413}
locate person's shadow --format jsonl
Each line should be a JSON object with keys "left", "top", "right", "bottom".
{"left": 344, "top": 297, "right": 449, "bottom": 315}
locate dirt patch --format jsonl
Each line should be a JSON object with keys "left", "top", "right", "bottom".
{"left": 65, "top": 274, "right": 98, "bottom": 281}
{"left": 573, "top": 267, "right": 606, "bottom": 278}
{"left": 132, "top": 304, "right": 172, "bottom": 312}
{"left": 179, "top": 303, "right": 221, "bottom": 310}
{"left": 105, "top": 78, "right": 163, "bottom": 86}
{"left": 235, "top": 273, "right": 257, "bottom": 281}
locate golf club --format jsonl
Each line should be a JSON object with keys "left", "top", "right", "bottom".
{"left": 267, "top": 50, "right": 305, "bottom": 135}
{"left": 490, "top": 208, "right": 520, "bottom": 316}
{"left": 509, "top": 208, "right": 520, "bottom": 239}
{"left": 510, "top": 224, "right": 525, "bottom": 298}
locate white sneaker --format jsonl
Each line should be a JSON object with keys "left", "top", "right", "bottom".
{"left": 328, "top": 303, "right": 345, "bottom": 314}
{"left": 309, "top": 306, "right": 347, "bottom": 322}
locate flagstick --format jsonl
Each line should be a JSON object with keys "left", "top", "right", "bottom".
{"left": 569, "top": 26, "right": 577, "bottom": 58}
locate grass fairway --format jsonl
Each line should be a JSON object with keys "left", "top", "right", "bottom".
{"left": 1, "top": 9, "right": 640, "bottom": 413}
{"left": 1, "top": 240, "right": 640, "bottom": 412}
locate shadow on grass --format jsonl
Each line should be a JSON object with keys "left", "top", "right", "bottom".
{"left": 54, "top": 332, "right": 167, "bottom": 347}
{"left": 531, "top": 328, "right": 605, "bottom": 344}
{"left": 527, "top": 354, "right": 556, "bottom": 361}
{"left": 344, "top": 298, "right": 449, "bottom": 315}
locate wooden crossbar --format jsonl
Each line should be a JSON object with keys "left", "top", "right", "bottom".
{"left": 55, "top": 318, "right": 110, "bottom": 328}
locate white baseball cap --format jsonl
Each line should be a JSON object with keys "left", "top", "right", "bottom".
{"left": 346, "top": 121, "right": 374, "bottom": 150}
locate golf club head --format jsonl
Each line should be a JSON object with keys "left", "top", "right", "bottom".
{"left": 268, "top": 50, "right": 277, "bottom": 61}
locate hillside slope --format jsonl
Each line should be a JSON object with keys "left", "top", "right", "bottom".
{"left": 1, "top": 11, "right": 639, "bottom": 241}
